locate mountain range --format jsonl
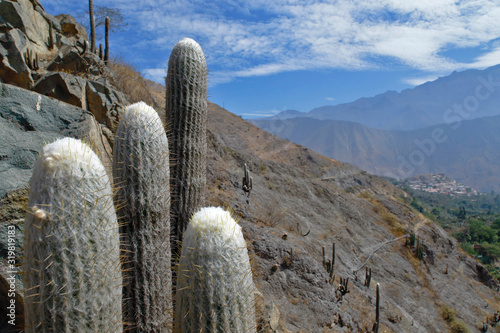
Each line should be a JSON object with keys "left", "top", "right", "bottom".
{"left": 253, "top": 65, "right": 500, "bottom": 192}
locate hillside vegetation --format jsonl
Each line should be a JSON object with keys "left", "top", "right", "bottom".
{"left": 394, "top": 180, "right": 500, "bottom": 281}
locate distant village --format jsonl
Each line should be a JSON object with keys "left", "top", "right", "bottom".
{"left": 405, "top": 173, "right": 479, "bottom": 196}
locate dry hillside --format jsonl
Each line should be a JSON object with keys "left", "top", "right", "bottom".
{"left": 147, "top": 81, "right": 500, "bottom": 332}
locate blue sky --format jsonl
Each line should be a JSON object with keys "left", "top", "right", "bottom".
{"left": 41, "top": 0, "right": 500, "bottom": 118}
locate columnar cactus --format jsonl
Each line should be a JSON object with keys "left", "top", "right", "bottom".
{"left": 113, "top": 102, "right": 172, "bottom": 332}
{"left": 105, "top": 16, "right": 110, "bottom": 63}
{"left": 23, "top": 137, "right": 122, "bottom": 333}
{"left": 175, "top": 207, "right": 256, "bottom": 332}
{"left": 242, "top": 163, "right": 253, "bottom": 196}
{"left": 165, "top": 37, "right": 207, "bottom": 249}
{"left": 374, "top": 283, "right": 380, "bottom": 333}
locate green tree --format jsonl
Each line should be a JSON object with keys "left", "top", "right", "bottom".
{"left": 467, "top": 218, "right": 498, "bottom": 243}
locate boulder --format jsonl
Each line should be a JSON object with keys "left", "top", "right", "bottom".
{"left": 34, "top": 2, "right": 61, "bottom": 33}
{"left": 86, "top": 78, "right": 128, "bottom": 127}
{"left": 0, "top": 29, "right": 33, "bottom": 89}
{"left": 0, "top": 15, "right": 14, "bottom": 32}
{"left": 55, "top": 14, "right": 87, "bottom": 39}
{"left": 46, "top": 44, "right": 102, "bottom": 76}
{"left": 0, "top": 0, "right": 52, "bottom": 54}
{"left": 0, "top": 82, "right": 113, "bottom": 198}
{"left": 33, "top": 72, "right": 87, "bottom": 109}
{"left": 32, "top": 72, "right": 128, "bottom": 128}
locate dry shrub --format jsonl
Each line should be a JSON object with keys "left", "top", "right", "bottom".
{"left": 441, "top": 306, "right": 456, "bottom": 322}
{"left": 450, "top": 320, "right": 469, "bottom": 333}
{"left": 107, "top": 57, "right": 160, "bottom": 110}
{"left": 254, "top": 197, "right": 287, "bottom": 227}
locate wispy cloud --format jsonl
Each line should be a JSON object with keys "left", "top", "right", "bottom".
{"left": 466, "top": 46, "right": 500, "bottom": 69}
{"left": 402, "top": 75, "right": 440, "bottom": 86}
{"left": 142, "top": 68, "right": 165, "bottom": 83}
{"left": 43, "top": 0, "right": 500, "bottom": 85}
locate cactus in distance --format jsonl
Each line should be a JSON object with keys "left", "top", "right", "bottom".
{"left": 23, "top": 137, "right": 122, "bottom": 333}
{"left": 242, "top": 163, "right": 253, "bottom": 196}
{"left": 175, "top": 207, "right": 256, "bottom": 332}
{"left": 113, "top": 102, "right": 172, "bottom": 332}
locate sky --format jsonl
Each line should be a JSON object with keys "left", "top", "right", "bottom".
{"left": 41, "top": 0, "right": 500, "bottom": 118}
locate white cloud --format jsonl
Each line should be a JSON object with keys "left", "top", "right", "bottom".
{"left": 466, "top": 46, "right": 500, "bottom": 69}
{"left": 325, "top": 97, "right": 335, "bottom": 101}
{"left": 142, "top": 68, "right": 165, "bottom": 84}
{"left": 43, "top": 0, "right": 500, "bottom": 85}
{"left": 402, "top": 75, "right": 440, "bottom": 86}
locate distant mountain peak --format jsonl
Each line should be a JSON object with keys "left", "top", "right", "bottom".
{"left": 264, "top": 64, "right": 500, "bottom": 131}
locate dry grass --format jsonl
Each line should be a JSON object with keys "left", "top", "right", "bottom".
{"left": 440, "top": 305, "right": 471, "bottom": 333}
{"left": 358, "top": 191, "right": 406, "bottom": 236}
{"left": 254, "top": 198, "right": 287, "bottom": 228}
{"left": 107, "top": 57, "right": 160, "bottom": 111}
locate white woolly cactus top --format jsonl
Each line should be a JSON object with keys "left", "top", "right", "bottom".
{"left": 185, "top": 206, "right": 243, "bottom": 243}
{"left": 36, "top": 137, "right": 104, "bottom": 176}
{"left": 175, "top": 37, "right": 203, "bottom": 52}
{"left": 25, "top": 136, "right": 122, "bottom": 333}
{"left": 176, "top": 206, "right": 256, "bottom": 332}
{"left": 120, "top": 101, "right": 163, "bottom": 130}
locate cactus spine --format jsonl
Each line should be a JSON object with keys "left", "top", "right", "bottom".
{"left": 175, "top": 207, "right": 256, "bottom": 332}
{"left": 165, "top": 38, "right": 207, "bottom": 249}
{"left": 113, "top": 102, "right": 172, "bottom": 332}
{"left": 23, "top": 137, "right": 122, "bottom": 333}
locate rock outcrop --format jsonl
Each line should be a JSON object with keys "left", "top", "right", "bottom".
{"left": 0, "top": 81, "right": 113, "bottom": 198}
{"left": 0, "top": 0, "right": 128, "bottom": 130}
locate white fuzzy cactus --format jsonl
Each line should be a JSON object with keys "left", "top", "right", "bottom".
{"left": 24, "top": 137, "right": 122, "bottom": 333}
{"left": 113, "top": 102, "right": 172, "bottom": 332}
{"left": 175, "top": 207, "right": 256, "bottom": 332}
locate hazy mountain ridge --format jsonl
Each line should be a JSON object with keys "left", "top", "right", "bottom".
{"left": 251, "top": 114, "right": 500, "bottom": 192}
{"left": 269, "top": 65, "right": 500, "bottom": 131}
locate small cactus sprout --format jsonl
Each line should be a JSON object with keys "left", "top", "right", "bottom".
{"left": 165, "top": 37, "right": 208, "bottom": 249}
{"left": 113, "top": 102, "right": 172, "bottom": 332}
{"left": 48, "top": 21, "right": 54, "bottom": 49}
{"left": 99, "top": 43, "right": 103, "bottom": 60}
{"left": 24, "top": 137, "right": 122, "bottom": 333}
{"left": 175, "top": 207, "right": 256, "bottom": 332}
{"left": 365, "top": 267, "right": 372, "bottom": 288}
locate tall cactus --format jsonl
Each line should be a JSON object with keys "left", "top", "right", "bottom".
{"left": 175, "top": 207, "right": 256, "bottom": 332}
{"left": 23, "top": 137, "right": 122, "bottom": 333}
{"left": 113, "top": 102, "right": 172, "bottom": 332}
{"left": 105, "top": 16, "right": 110, "bottom": 63}
{"left": 165, "top": 37, "right": 207, "bottom": 250}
